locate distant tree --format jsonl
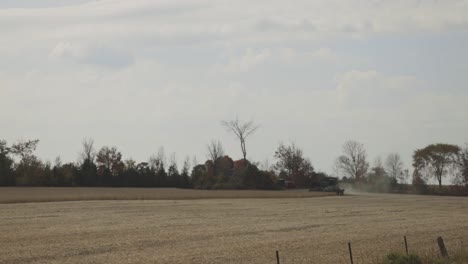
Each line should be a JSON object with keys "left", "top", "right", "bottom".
{"left": 136, "top": 162, "right": 150, "bottom": 172}
{"left": 80, "top": 138, "right": 95, "bottom": 163}
{"left": 47, "top": 157, "right": 61, "bottom": 186}
{"left": 192, "top": 156, "right": 198, "bottom": 169}
{"left": 412, "top": 168, "right": 427, "bottom": 193}
{"left": 15, "top": 156, "right": 45, "bottom": 186}
{"left": 234, "top": 163, "right": 276, "bottom": 190}
{"left": 0, "top": 140, "right": 9, "bottom": 155}
{"left": 180, "top": 157, "right": 192, "bottom": 188}
{"left": 191, "top": 164, "right": 207, "bottom": 188}
{"left": 118, "top": 159, "right": 138, "bottom": 187}
{"left": 274, "top": 142, "right": 303, "bottom": 178}
{"left": 367, "top": 157, "right": 396, "bottom": 192}
{"left": 63, "top": 162, "right": 78, "bottom": 186}
{"left": 10, "top": 139, "right": 40, "bottom": 162}
{"left": 10, "top": 139, "right": 43, "bottom": 186}
{"left": 207, "top": 140, "right": 224, "bottom": 162}
{"left": 413, "top": 144, "right": 460, "bottom": 189}
{"left": 124, "top": 159, "right": 137, "bottom": 170}
{"left": 149, "top": 147, "right": 167, "bottom": 187}
{"left": 455, "top": 144, "right": 468, "bottom": 187}
{"left": 79, "top": 157, "right": 97, "bottom": 186}
{"left": 96, "top": 146, "right": 124, "bottom": 185}
{"left": 259, "top": 158, "right": 272, "bottom": 172}
{"left": 297, "top": 158, "right": 315, "bottom": 187}
{"left": 385, "top": 153, "right": 406, "bottom": 183}
{"left": 149, "top": 147, "right": 166, "bottom": 171}
{"left": 136, "top": 162, "right": 153, "bottom": 186}
{"left": 367, "top": 158, "right": 386, "bottom": 181}
{"left": 167, "top": 153, "right": 180, "bottom": 187}
{"left": 370, "top": 157, "right": 386, "bottom": 175}
{"left": 78, "top": 138, "right": 97, "bottom": 186}
{"left": 336, "top": 140, "right": 369, "bottom": 181}
{"left": 204, "top": 155, "right": 234, "bottom": 188}
{"left": 273, "top": 142, "right": 314, "bottom": 187}
{"left": 0, "top": 140, "right": 14, "bottom": 186}
{"left": 119, "top": 165, "right": 139, "bottom": 187}
{"left": 222, "top": 117, "right": 259, "bottom": 161}
{"left": 332, "top": 159, "right": 341, "bottom": 178}
{"left": 49, "top": 157, "right": 74, "bottom": 186}
{"left": 206, "top": 139, "right": 224, "bottom": 175}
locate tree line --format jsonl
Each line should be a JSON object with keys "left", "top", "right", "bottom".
{"left": 1, "top": 118, "right": 467, "bottom": 194}
{"left": 334, "top": 140, "right": 468, "bottom": 194}
{"left": 0, "top": 138, "right": 193, "bottom": 188}
{"left": 0, "top": 118, "right": 327, "bottom": 189}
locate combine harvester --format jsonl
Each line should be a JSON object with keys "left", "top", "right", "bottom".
{"left": 309, "top": 176, "right": 345, "bottom": 196}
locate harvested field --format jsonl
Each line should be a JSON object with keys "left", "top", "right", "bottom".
{"left": 0, "top": 190, "right": 467, "bottom": 264}
{"left": 0, "top": 187, "right": 331, "bottom": 203}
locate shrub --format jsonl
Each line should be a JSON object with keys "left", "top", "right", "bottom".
{"left": 385, "top": 253, "right": 422, "bottom": 264}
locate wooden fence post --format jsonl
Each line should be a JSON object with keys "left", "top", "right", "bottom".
{"left": 348, "top": 242, "right": 354, "bottom": 264}
{"left": 437, "top": 236, "right": 449, "bottom": 258}
{"left": 404, "top": 236, "right": 408, "bottom": 255}
{"left": 276, "top": 250, "right": 280, "bottom": 264}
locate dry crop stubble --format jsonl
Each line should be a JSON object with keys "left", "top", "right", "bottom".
{"left": 0, "top": 190, "right": 467, "bottom": 264}
{"left": 0, "top": 187, "right": 331, "bottom": 203}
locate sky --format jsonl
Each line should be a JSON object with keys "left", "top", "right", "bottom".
{"left": 1, "top": 0, "right": 468, "bottom": 179}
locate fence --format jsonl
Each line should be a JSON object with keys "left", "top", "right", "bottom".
{"left": 272, "top": 233, "right": 468, "bottom": 264}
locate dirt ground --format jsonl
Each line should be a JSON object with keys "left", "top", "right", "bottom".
{"left": 0, "top": 187, "right": 331, "bottom": 203}
{"left": 0, "top": 190, "right": 467, "bottom": 264}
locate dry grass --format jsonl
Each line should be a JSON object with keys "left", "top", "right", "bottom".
{"left": 0, "top": 190, "right": 467, "bottom": 264}
{"left": 0, "top": 187, "right": 331, "bottom": 203}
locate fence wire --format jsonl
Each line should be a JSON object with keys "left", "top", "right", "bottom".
{"left": 272, "top": 232, "right": 468, "bottom": 264}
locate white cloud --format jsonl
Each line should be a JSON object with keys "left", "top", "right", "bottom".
{"left": 279, "top": 48, "right": 338, "bottom": 63}
{"left": 2, "top": 0, "right": 468, "bottom": 49}
{"left": 221, "top": 47, "right": 338, "bottom": 73}
{"left": 222, "top": 48, "right": 272, "bottom": 73}
{"left": 1, "top": 1, "right": 468, "bottom": 173}
{"left": 50, "top": 41, "right": 86, "bottom": 59}
{"left": 335, "top": 70, "right": 419, "bottom": 109}
{"left": 50, "top": 41, "right": 134, "bottom": 68}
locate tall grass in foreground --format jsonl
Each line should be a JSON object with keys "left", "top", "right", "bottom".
{"left": 379, "top": 251, "right": 468, "bottom": 264}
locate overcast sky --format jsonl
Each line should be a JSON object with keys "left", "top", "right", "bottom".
{"left": 1, "top": 0, "right": 468, "bottom": 177}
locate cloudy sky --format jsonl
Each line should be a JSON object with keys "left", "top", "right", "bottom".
{"left": 1, "top": 0, "right": 468, "bottom": 176}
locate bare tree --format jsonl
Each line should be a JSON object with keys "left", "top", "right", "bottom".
{"left": 385, "top": 153, "right": 405, "bottom": 182}
{"left": 183, "top": 156, "right": 191, "bottom": 174}
{"left": 336, "top": 140, "right": 369, "bottom": 180}
{"left": 332, "top": 158, "right": 341, "bottom": 178}
{"left": 169, "top": 152, "right": 178, "bottom": 171}
{"left": 80, "top": 138, "right": 95, "bottom": 163}
{"left": 149, "top": 147, "right": 166, "bottom": 172}
{"left": 206, "top": 139, "right": 224, "bottom": 175}
{"left": 221, "top": 118, "right": 259, "bottom": 161}
{"left": 167, "top": 152, "right": 179, "bottom": 179}
{"left": 260, "top": 158, "right": 272, "bottom": 171}
{"left": 54, "top": 156, "right": 62, "bottom": 168}
{"left": 373, "top": 157, "right": 384, "bottom": 169}
{"left": 206, "top": 139, "right": 224, "bottom": 163}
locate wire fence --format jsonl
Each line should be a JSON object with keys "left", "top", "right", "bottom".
{"left": 272, "top": 232, "right": 468, "bottom": 264}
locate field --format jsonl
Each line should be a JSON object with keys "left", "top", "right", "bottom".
{"left": 0, "top": 187, "right": 332, "bottom": 203}
{"left": 0, "top": 188, "right": 467, "bottom": 264}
